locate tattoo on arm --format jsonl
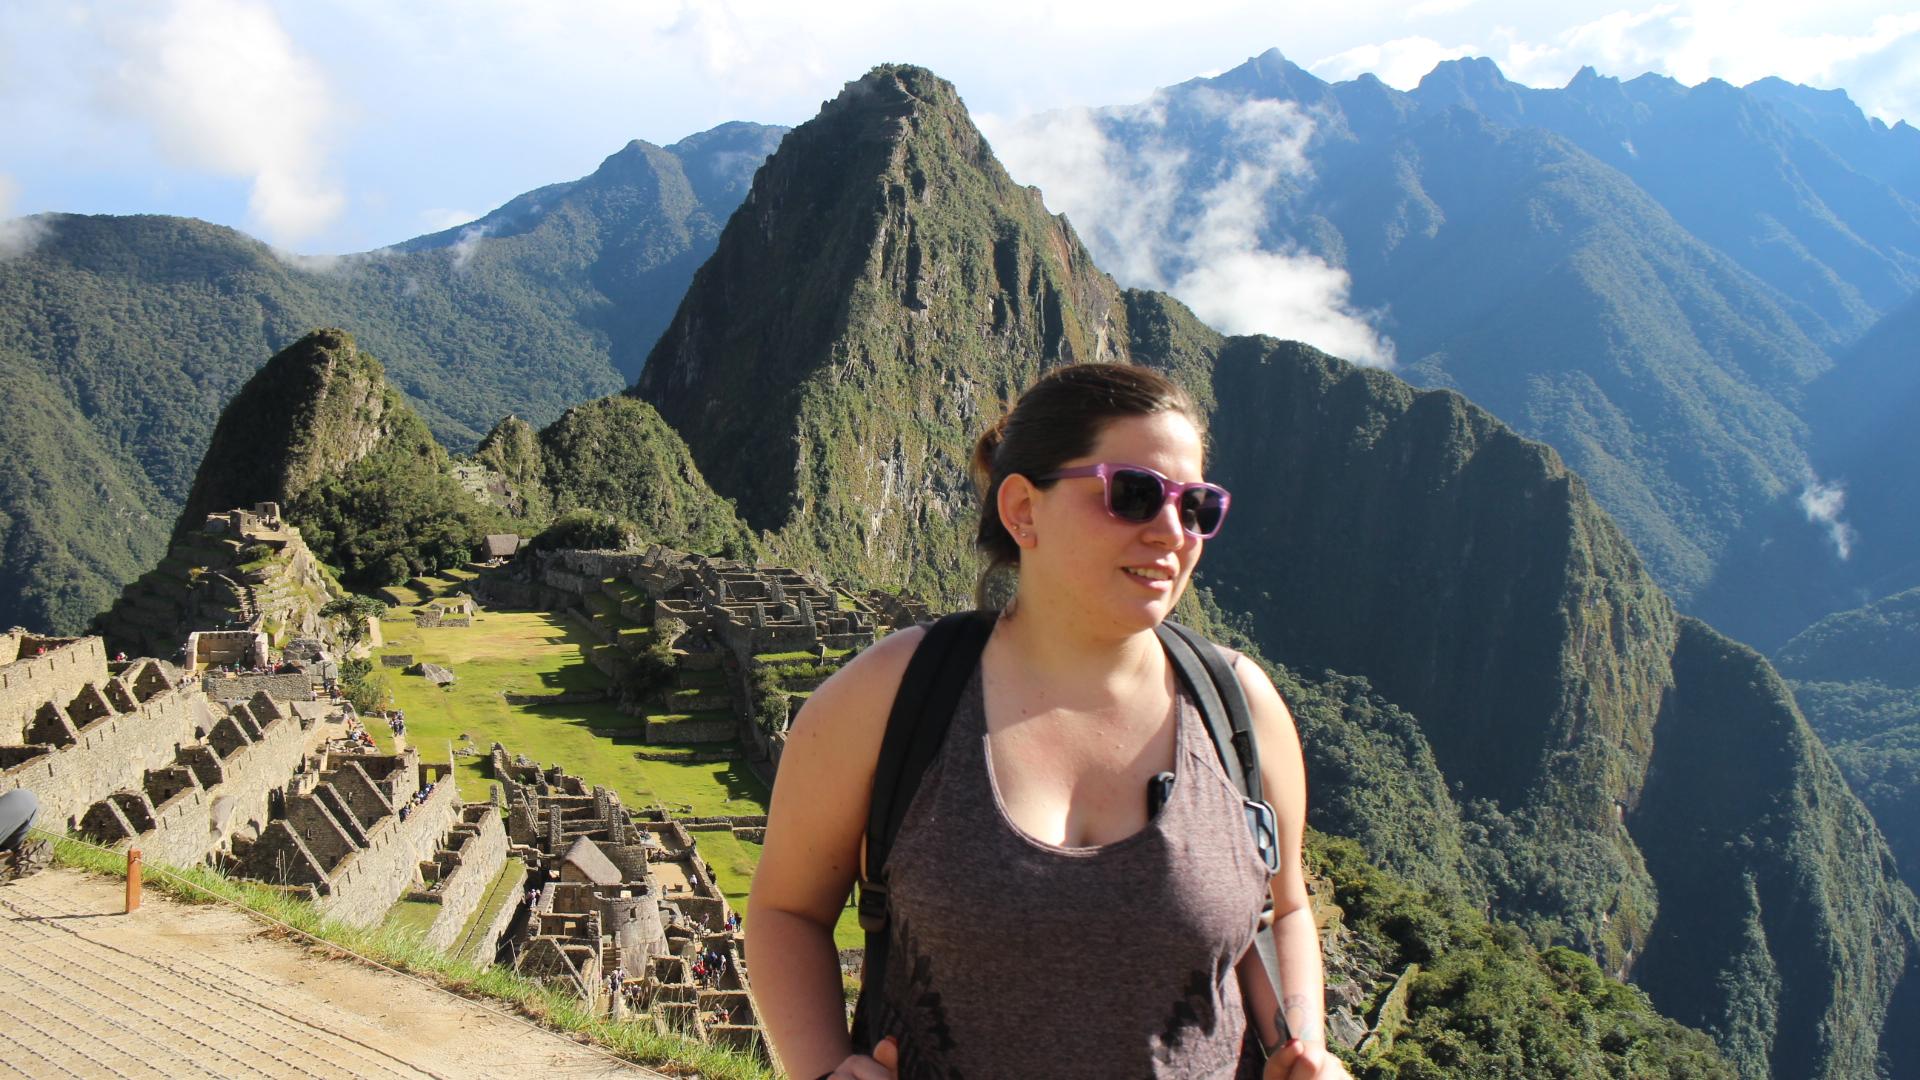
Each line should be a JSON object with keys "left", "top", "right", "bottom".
{"left": 1278, "top": 994, "right": 1309, "bottom": 1043}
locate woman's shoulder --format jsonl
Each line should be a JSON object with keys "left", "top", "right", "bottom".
{"left": 786, "top": 624, "right": 929, "bottom": 761}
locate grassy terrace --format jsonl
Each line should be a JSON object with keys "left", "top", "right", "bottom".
{"left": 367, "top": 610, "right": 764, "bottom": 818}
{"left": 455, "top": 856, "right": 527, "bottom": 962}
{"left": 364, "top": 601, "right": 861, "bottom": 949}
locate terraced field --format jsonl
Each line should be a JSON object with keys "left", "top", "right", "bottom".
{"left": 365, "top": 586, "right": 859, "bottom": 947}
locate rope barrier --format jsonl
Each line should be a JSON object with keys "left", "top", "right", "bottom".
{"left": 20, "top": 827, "right": 666, "bottom": 1079}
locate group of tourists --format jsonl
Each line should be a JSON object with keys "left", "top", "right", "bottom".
{"left": 397, "top": 779, "right": 438, "bottom": 822}
{"left": 693, "top": 945, "right": 732, "bottom": 987}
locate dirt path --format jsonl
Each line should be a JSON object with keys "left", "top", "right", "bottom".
{"left": 0, "top": 868, "right": 662, "bottom": 1079}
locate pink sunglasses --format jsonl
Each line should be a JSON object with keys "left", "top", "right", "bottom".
{"left": 1038, "top": 463, "right": 1231, "bottom": 538}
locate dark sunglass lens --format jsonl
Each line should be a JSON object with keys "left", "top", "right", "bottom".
{"left": 1108, "top": 469, "right": 1166, "bottom": 522}
{"left": 1181, "top": 488, "right": 1225, "bottom": 535}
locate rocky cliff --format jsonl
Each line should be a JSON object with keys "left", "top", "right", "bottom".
{"left": 624, "top": 63, "right": 1920, "bottom": 1079}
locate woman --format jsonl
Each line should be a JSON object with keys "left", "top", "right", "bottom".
{"left": 749, "top": 364, "right": 1348, "bottom": 1079}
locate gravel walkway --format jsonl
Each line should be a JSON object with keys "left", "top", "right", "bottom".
{"left": 0, "top": 868, "right": 662, "bottom": 1079}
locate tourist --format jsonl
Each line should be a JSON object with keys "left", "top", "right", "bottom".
{"left": 749, "top": 364, "right": 1348, "bottom": 1079}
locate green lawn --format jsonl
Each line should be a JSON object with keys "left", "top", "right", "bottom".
{"left": 383, "top": 897, "right": 441, "bottom": 939}
{"left": 694, "top": 828, "right": 861, "bottom": 951}
{"left": 368, "top": 606, "right": 856, "bottom": 948}
{"left": 453, "top": 855, "right": 527, "bottom": 962}
{"left": 753, "top": 648, "right": 851, "bottom": 662}
{"left": 369, "top": 610, "right": 765, "bottom": 816}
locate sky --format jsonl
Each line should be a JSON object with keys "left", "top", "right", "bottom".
{"left": 3, "top": 0, "right": 1919, "bottom": 256}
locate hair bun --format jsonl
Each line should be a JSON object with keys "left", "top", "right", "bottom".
{"left": 971, "top": 409, "right": 1011, "bottom": 493}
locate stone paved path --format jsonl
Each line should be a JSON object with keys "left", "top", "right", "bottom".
{"left": 0, "top": 868, "right": 663, "bottom": 1079}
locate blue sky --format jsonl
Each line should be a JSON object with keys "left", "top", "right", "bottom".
{"left": 4, "top": 0, "right": 1918, "bottom": 255}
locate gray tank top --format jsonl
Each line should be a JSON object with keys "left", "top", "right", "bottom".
{"left": 873, "top": 663, "right": 1272, "bottom": 1079}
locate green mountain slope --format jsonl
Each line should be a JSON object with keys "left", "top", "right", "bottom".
{"left": 1774, "top": 587, "right": 1920, "bottom": 896}
{"left": 634, "top": 66, "right": 1137, "bottom": 598}
{"left": 507, "top": 397, "right": 757, "bottom": 558}
{"left": 0, "top": 350, "right": 166, "bottom": 634}
{"left": 1016, "top": 50, "right": 1833, "bottom": 623}
{"left": 631, "top": 63, "right": 1920, "bottom": 1079}
{"left": 1411, "top": 58, "right": 1920, "bottom": 345}
{"left": 1696, "top": 294, "right": 1920, "bottom": 649}
{"left": 128, "top": 328, "right": 501, "bottom": 594}
{"left": 0, "top": 124, "right": 783, "bottom": 633}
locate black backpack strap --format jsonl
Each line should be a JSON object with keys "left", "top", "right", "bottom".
{"left": 1156, "top": 620, "right": 1292, "bottom": 1050}
{"left": 851, "top": 608, "right": 996, "bottom": 1049}
{"left": 1155, "top": 620, "right": 1262, "bottom": 802}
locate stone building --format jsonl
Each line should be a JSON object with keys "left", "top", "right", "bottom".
{"left": 3, "top": 634, "right": 216, "bottom": 832}
{"left": 492, "top": 745, "right": 764, "bottom": 1054}
{"left": 231, "top": 746, "right": 468, "bottom": 928}
{"left": 75, "top": 690, "right": 336, "bottom": 869}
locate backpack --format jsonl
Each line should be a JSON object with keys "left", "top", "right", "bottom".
{"left": 850, "top": 610, "right": 1287, "bottom": 1052}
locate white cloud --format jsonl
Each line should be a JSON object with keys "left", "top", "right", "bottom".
{"left": 1306, "top": 2, "right": 1920, "bottom": 124}
{"left": 987, "top": 89, "right": 1395, "bottom": 366}
{"left": 1799, "top": 475, "right": 1857, "bottom": 560}
{"left": 1408, "top": 0, "right": 1479, "bottom": 16}
{"left": 0, "top": 175, "right": 50, "bottom": 260}
{"left": 90, "top": 0, "right": 344, "bottom": 246}
{"left": 1312, "top": 36, "right": 1482, "bottom": 89}
{"left": 449, "top": 223, "right": 490, "bottom": 272}
{"left": 419, "top": 207, "right": 479, "bottom": 233}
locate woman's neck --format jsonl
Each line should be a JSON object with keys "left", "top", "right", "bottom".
{"left": 990, "top": 586, "right": 1165, "bottom": 704}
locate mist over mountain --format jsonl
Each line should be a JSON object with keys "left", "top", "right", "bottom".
{"left": 629, "top": 63, "right": 1920, "bottom": 1080}
{"left": 988, "top": 49, "right": 1920, "bottom": 651}
{"left": 0, "top": 122, "right": 784, "bottom": 632}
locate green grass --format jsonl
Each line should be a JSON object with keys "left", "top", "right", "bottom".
{"left": 47, "top": 837, "right": 773, "bottom": 1080}
{"left": 380, "top": 585, "right": 423, "bottom": 607}
{"left": 369, "top": 610, "right": 760, "bottom": 818}
{"left": 454, "top": 856, "right": 527, "bottom": 962}
{"left": 600, "top": 577, "right": 647, "bottom": 606}
{"left": 753, "top": 648, "right": 850, "bottom": 662}
{"left": 383, "top": 897, "right": 443, "bottom": 939}
{"left": 677, "top": 668, "right": 727, "bottom": 689}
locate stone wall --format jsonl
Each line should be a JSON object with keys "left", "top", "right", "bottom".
{"left": 422, "top": 805, "right": 509, "bottom": 953}
{"left": 468, "top": 858, "right": 528, "bottom": 963}
{"left": 85, "top": 694, "right": 324, "bottom": 867}
{"left": 645, "top": 715, "right": 736, "bottom": 744}
{"left": 315, "top": 775, "right": 459, "bottom": 928}
{"left": 1, "top": 678, "right": 206, "bottom": 833}
{"left": 0, "top": 636, "right": 106, "bottom": 741}
{"left": 187, "top": 631, "right": 269, "bottom": 671}
{"left": 203, "top": 672, "right": 315, "bottom": 703}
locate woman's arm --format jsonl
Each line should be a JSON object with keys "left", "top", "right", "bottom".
{"left": 747, "top": 627, "right": 923, "bottom": 1079}
{"left": 1235, "top": 658, "right": 1349, "bottom": 1079}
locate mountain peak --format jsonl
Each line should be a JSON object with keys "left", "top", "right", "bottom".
{"left": 173, "top": 328, "right": 399, "bottom": 536}
{"left": 1203, "top": 47, "right": 1331, "bottom": 104}
{"left": 1421, "top": 55, "right": 1512, "bottom": 89}
{"left": 633, "top": 64, "right": 1134, "bottom": 582}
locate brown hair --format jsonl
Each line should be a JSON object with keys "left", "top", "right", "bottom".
{"left": 970, "top": 363, "right": 1203, "bottom": 606}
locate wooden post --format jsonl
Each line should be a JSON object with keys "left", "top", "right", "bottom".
{"left": 125, "top": 848, "right": 142, "bottom": 913}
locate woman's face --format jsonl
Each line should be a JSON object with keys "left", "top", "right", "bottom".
{"left": 1017, "top": 409, "right": 1210, "bottom": 635}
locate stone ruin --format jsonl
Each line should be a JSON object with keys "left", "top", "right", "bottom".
{"left": 510, "top": 546, "right": 895, "bottom": 663}
{"left": 415, "top": 594, "right": 475, "bottom": 629}
{"left": 0, "top": 626, "right": 509, "bottom": 953}
{"left": 96, "top": 503, "right": 350, "bottom": 663}
{"left": 227, "top": 747, "right": 486, "bottom": 929}
{"left": 492, "top": 744, "right": 766, "bottom": 1057}
{"left": 0, "top": 630, "right": 302, "bottom": 841}
{"left": 485, "top": 546, "right": 934, "bottom": 766}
